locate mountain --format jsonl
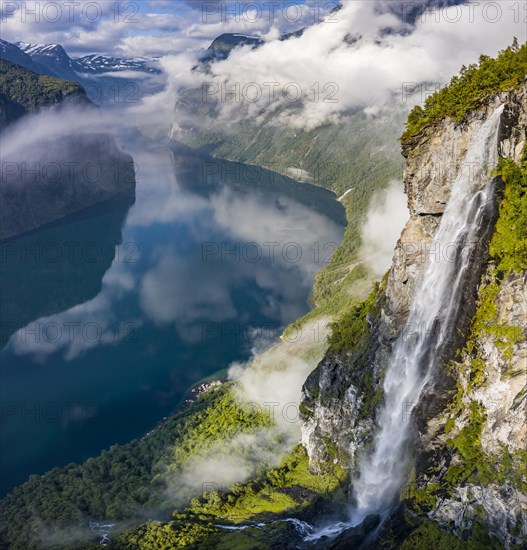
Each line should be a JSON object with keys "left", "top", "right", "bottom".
{"left": 0, "top": 39, "right": 165, "bottom": 106}
{"left": 0, "top": 59, "right": 93, "bottom": 126}
{"left": 195, "top": 0, "right": 464, "bottom": 67}
{"left": 199, "top": 33, "right": 264, "bottom": 65}
{"left": 1, "top": 39, "right": 159, "bottom": 82}
{"left": 385, "top": 0, "right": 466, "bottom": 23}
{"left": 0, "top": 131, "right": 136, "bottom": 240}
{"left": 0, "top": 60, "right": 136, "bottom": 240}
{"left": 16, "top": 41, "right": 82, "bottom": 81}
{"left": 0, "top": 43, "right": 524, "bottom": 550}
{"left": 74, "top": 54, "right": 160, "bottom": 74}
{"left": 0, "top": 39, "right": 50, "bottom": 74}
{"left": 198, "top": 30, "right": 320, "bottom": 67}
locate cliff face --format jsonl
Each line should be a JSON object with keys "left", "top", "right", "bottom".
{"left": 0, "top": 133, "right": 136, "bottom": 240}
{"left": 300, "top": 86, "right": 527, "bottom": 544}
{"left": 424, "top": 268, "right": 527, "bottom": 545}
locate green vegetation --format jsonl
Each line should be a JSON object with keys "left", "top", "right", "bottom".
{"left": 444, "top": 401, "right": 494, "bottom": 486}
{"left": 402, "top": 40, "right": 527, "bottom": 144}
{"left": 184, "top": 107, "right": 404, "bottom": 197}
{"left": 1, "top": 61, "right": 398, "bottom": 548}
{"left": 3, "top": 37, "right": 525, "bottom": 550}
{"left": 0, "top": 385, "right": 275, "bottom": 549}
{"left": 489, "top": 154, "right": 527, "bottom": 274}
{"left": 0, "top": 382, "right": 349, "bottom": 549}
{"left": 0, "top": 59, "right": 89, "bottom": 119}
{"left": 93, "top": 44, "right": 527, "bottom": 549}
{"left": 112, "top": 445, "right": 347, "bottom": 548}
{"left": 328, "top": 282, "right": 380, "bottom": 351}
{"left": 428, "top": 145, "right": 527, "bottom": 515}
{"left": 399, "top": 520, "right": 503, "bottom": 550}
{"left": 400, "top": 52, "right": 526, "bottom": 543}
{"left": 447, "top": 144, "right": 527, "bottom": 394}
{"left": 445, "top": 141, "right": 527, "bottom": 411}
{"left": 403, "top": 144, "right": 527, "bottom": 549}
{"left": 187, "top": 444, "right": 346, "bottom": 520}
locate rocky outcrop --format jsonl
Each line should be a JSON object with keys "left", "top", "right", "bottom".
{"left": 300, "top": 86, "right": 527, "bottom": 544}
{"left": 416, "top": 267, "right": 527, "bottom": 547}
{"left": 301, "top": 352, "right": 377, "bottom": 474}
{"left": 0, "top": 133, "right": 135, "bottom": 240}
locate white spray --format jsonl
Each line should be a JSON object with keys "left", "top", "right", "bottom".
{"left": 350, "top": 105, "right": 504, "bottom": 524}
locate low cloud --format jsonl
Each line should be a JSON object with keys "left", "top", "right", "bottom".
{"left": 160, "top": 316, "right": 330, "bottom": 504}
{"left": 360, "top": 180, "right": 409, "bottom": 277}
{"left": 163, "top": 429, "right": 288, "bottom": 505}
{"left": 169, "top": 1, "right": 524, "bottom": 131}
{"left": 229, "top": 317, "right": 331, "bottom": 431}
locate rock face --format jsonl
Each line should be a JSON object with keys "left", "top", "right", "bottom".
{"left": 421, "top": 266, "right": 527, "bottom": 547}
{"left": 301, "top": 351, "right": 377, "bottom": 474}
{"left": 300, "top": 86, "right": 527, "bottom": 544}
{"left": 0, "top": 133, "right": 135, "bottom": 240}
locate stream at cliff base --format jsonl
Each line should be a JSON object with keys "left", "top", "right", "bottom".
{"left": 0, "top": 138, "right": 345, "bottom": 497}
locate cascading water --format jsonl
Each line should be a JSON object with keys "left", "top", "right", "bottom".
{"left": 349, "top": 104, "right": 505, "bottom": 525}
{"left": 222, "top": 106, "right": 506, "bottom": 548}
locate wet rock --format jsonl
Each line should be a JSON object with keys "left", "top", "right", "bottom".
{"left": 324, "top": 515, "right": 380, "bottom": 549}
{"left": 300, "top": 85, "right": 527, "bottom": 547}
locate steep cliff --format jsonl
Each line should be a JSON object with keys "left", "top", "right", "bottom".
{"left": 0, "top": 60, "right": 136, "bottom": 240}
{"left": 300, "top": 66, "right": 527, "bottom": 547}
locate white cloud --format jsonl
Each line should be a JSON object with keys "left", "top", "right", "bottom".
{"left": 168, "top": 1, "right": 525, "bottom": 130}
{"left": 7, "top": 260, "right": 141, "bottom": 361}
{"left": 360, "top": 180, "right": 409, "bottom": 277}
{"left": 161, "top": 314, "right": 331, "bottom": 504}
{"left": 136, "top": 181, "right": 344, "bottom": 342}
{"left": 138, "top": 246, "right": 238, "bottom": 340}
{"left": 228, "top": 316, "right": 331, "bottom": 432}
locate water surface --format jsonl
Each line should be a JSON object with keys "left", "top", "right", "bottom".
{"left": 0, "top": 139, "right": 345, "bottom": 496}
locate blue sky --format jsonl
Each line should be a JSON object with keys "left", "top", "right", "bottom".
{"left": 0, "top": 0, "right": 523, "bottom": 131}
{"left": 0, "top": 0, "right": 333, "bottom": 56}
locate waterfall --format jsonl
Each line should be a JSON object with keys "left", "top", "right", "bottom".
{"left": 349, "top": 105, "right": 504, "bottom": 524}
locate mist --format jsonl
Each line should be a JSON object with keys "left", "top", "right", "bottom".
{"left": 159, "top": 316, "right": 331, "bottom": 504}
{"left": 360, "top": 180, "right": 409, "bottom": 277}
